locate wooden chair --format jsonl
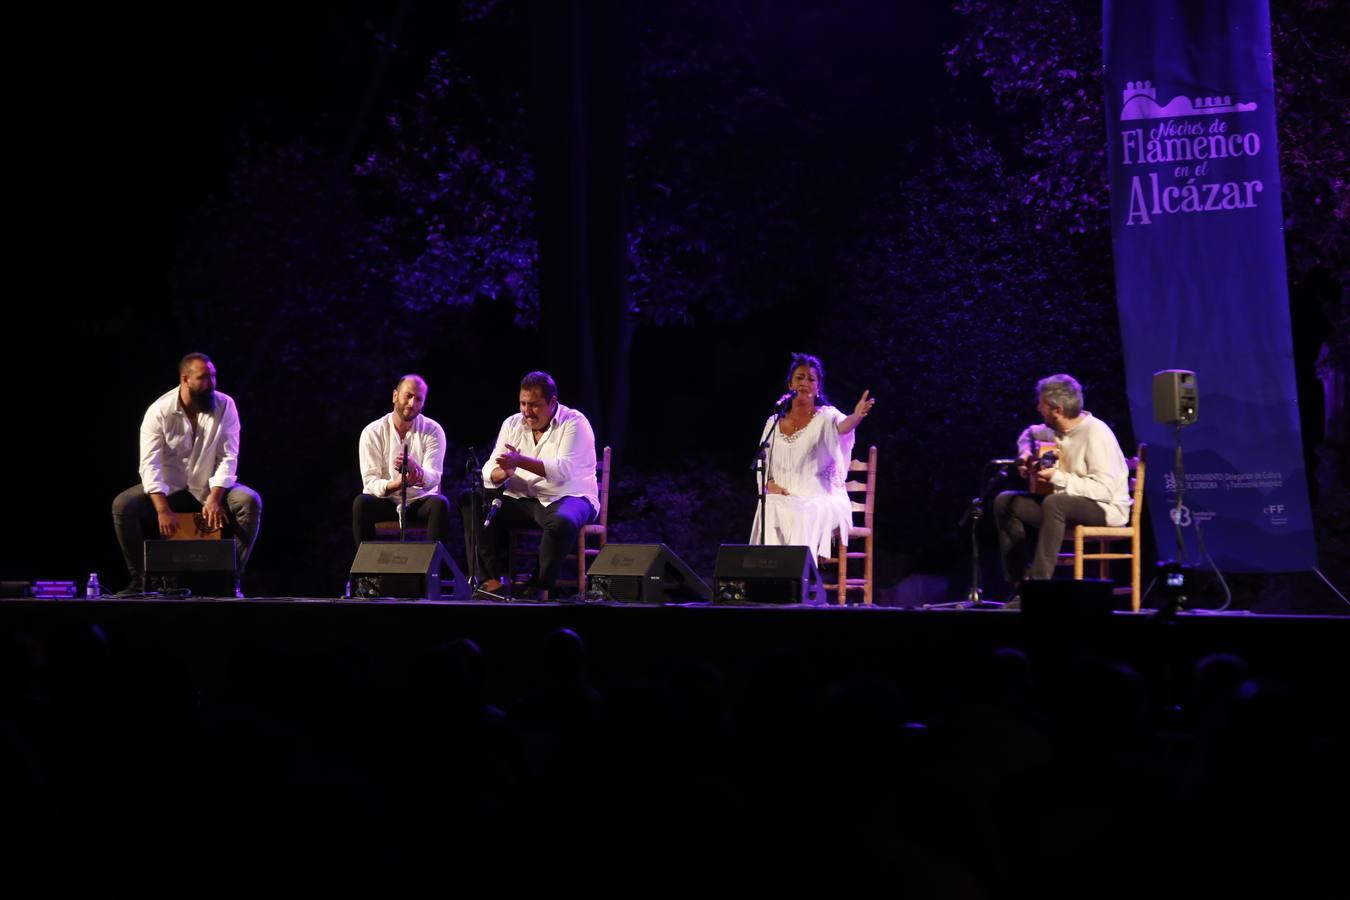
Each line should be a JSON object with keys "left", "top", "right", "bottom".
{"left": 371, "top": 471, "right": 454, "bottom": 541}
{"left": 1057, "top": 443, "right": 1147, "bottom": 611}
{"left": 373, "top": 520, "right": 429, "bottom": 540}
{"left": 373, "top": 490, "right": 437, "bottom": 541}
{"left": 507, "top": 446, "right": 612, "bottom": 596}
{"left": 820, "top": 445, "right": 878, "bottom": 606}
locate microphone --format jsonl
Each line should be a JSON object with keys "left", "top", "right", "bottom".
{"left": 774, "top": 391, "right": 795, "bottom": 413}
{"left": 989, "top": 458, "right": 1020, "bottom": 466}
{"left": 482, "top": 498, "right": 503, "bottom": 529}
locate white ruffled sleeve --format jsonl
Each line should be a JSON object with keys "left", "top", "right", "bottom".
{"left": 820, "top": 406, "right": 855, "bottom": 489}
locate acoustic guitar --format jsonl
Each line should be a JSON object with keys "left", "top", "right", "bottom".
{"left": 1028, "top": 440, "right": 1059, "bottom": 496}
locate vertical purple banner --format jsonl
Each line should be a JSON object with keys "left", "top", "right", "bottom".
{"left": 1103, "top": 1, "right": 1316, "bottom": 571}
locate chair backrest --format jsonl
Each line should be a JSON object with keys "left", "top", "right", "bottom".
{"left": 843, "top": 445, "right": 878, "bottom": 529}
{"left": 596, "top": 446, "right": 612, "bottom": 527}
{"left": 1129, "top": 443, "right": 1147, "bottom": 527}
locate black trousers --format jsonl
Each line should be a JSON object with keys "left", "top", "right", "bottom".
{"left": 352, "top": 493, "right": 451, "bottom": 548}
{"left": 993, "top": 490, "right": 1107, "bottom": 581}
{"left": 459, "top": 489, "right": 595, "bottom": 589}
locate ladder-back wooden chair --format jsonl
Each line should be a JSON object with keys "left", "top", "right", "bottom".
{"left": 1057, "top": 443, "right": 1147, "bottom": 611}
{"left": 820, "top": 445, "right": 878, "bottom": 606}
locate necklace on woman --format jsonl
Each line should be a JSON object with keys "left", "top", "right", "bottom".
{"left": 781, "top": 407, "right": 819, "bottom": 442}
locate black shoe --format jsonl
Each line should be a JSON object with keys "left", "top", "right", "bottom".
{"left": 513, "top": 581, "right": 549, "bottom": 602}
{"left": 115, "top": 577, "right": 145, "bottom": 597}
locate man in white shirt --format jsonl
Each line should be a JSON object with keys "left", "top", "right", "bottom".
{"left": 353, "top": 374, "right": 449, "bottom": 548}
{"left": 463, "top": 371, "right": 598, "bottom": 598}
{"left": 993, "top": 373, "right": 1131, "bottom": 597}
{"left": 111, "top": 353, "right": 263, "bottom": 595}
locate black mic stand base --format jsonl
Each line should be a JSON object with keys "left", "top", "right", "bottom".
{"left": 923, "top": 593, "right": 1006, "bottom": 610}
{"left": 924, "top": 483, "right": 1008, "bottom": 610}
{"left": 924, "top": 579, "right": 1007, "bottom": 610}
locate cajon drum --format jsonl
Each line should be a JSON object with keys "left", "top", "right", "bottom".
{"left": 168, "top": 512, "right": 223, "bottom": 540}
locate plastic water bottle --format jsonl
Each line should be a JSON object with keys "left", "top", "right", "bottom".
{"left": 85, "top": 573, "right": 101, "bottom": 600}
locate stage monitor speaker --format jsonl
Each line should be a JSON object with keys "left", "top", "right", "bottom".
{"left": 585, "top": 543, "right": 710, "bottom": 603}
{"left": 349, "top": 541, "right": 469, "bottom": 601}
{"left": 1152, "top": 369, "right": 1198, "bottom": 425}
{"left": 145, "top": 540, "right": 237, "bottom": 596}
{"left": 713, "top": 544, "right": 827, "bottom": 605}
{"left": 1020, "top": 578, "right": 1116, "bottom": 620}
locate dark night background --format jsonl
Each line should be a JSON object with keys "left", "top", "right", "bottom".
{"left": 3, "top": 0, "right": 1346, "bottom": 606}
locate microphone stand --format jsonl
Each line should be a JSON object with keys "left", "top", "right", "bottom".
{"left": 926, "top": 460, "right": 1016, "bottom": 609}
{"left": 465, "top": 447, "right": 482, "bottom": 592}
{"left": 399, "top": 441, "right": 409, "bottom": 542}
{"left": 754, "top": 397, "right": 790, "bottom": 545}
{"left": 466, "top": 448, "right": 507, "bottom": 602}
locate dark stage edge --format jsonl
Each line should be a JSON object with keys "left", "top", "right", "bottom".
{"left": 4, "top": 596, "right": 1346, "bottom": 895}
{"left": 5, "top": 596, "right": 1348, "bottom": 700}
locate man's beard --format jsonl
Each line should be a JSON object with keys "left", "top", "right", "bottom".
{"left": 188, "top": 387, "right": 215, "bottom": 409}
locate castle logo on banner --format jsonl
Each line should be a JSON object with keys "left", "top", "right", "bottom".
{"left": 1116, "top": 80, "right": 1265, "bottom": 225}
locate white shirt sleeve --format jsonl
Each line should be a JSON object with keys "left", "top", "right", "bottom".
{"left": 482, "top": 417, "right": 513, "bottom": 489}
{"left": 139, "top": 402, "right": 172, "bottom": 496}
{"left": 421, "top": 420, "right": 446, "bottom": 491}
{"left": 1051, "top": 422, "right": 1127, "bottom": 502}
{"left": 1016, "top": 425, "right": 1036, "bottom": 458}
{"left": 208, "top": 396, "right": 240, "bottom": 491}
{"left": 541, "top": 414, "right": 595, "bottom": 484}
{"left": 1016, "top": 423, "right": 1057, "bottom": 458}
{"left": 359, "top": 421, "right": 390, "bottom": 497}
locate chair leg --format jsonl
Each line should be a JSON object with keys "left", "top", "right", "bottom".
{"left": 863, "top": 535, "right": 873, "bottom": 605}
{"left": 1073, "top": 529, "right": 1084, "bottom": 579}
{"left": 577, "top": 531, "right": 586, "bottom": 593}
{"left": 836, "top": 543, "right": 847, "bottom": 606}
{"left": 1130, "top": 535, "right": 1141, "bottom": 612}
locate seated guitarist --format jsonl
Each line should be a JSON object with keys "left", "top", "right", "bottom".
{"left": 993, "top": 374, "right": 1131, "bottom": 600}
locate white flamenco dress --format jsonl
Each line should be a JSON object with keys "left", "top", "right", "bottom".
{"left": 749, "top": 406, "right": 855, "bottom": 559}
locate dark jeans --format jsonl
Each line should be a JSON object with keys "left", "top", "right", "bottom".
{"left": 352, "top": 492, "right": 451, "bottom": 548}
{"left": 993, "top": 491, "right": 1107, "bottom": 582}
{"left": 459, "top": 490, "right": 596, "bottom": 589}
{"left": 111, "top": 484, "right": 262, "bottom": 580}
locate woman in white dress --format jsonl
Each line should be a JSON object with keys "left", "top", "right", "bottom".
{"left": 750, "top": 353, "right": 875, "bottom": 559}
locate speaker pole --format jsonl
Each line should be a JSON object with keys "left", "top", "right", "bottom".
{"left": 1152, "top": 368, "right": 1198, "bottom": 613}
